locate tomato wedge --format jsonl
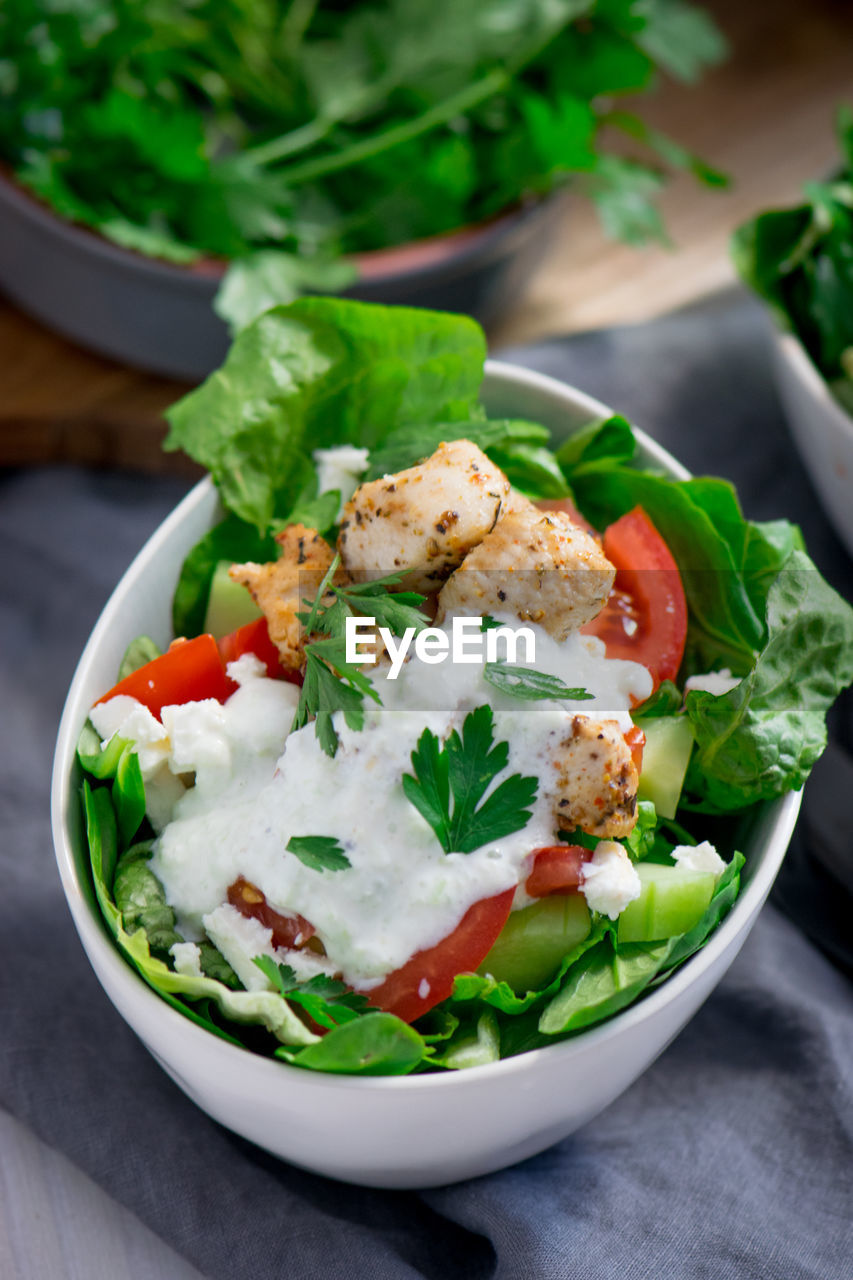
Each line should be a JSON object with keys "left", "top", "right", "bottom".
{"left": 228, "top": 876, "right": 316, "bottom": 951}
{"left": 624, "top": 724, "right": 645, "bottom": 775}
{"left": 583, "top": 506, "right": 687, "bottom": 689}
{"left": 525, "top": 845, "right": 592, "bottom": 897}
{"left": 218, "top": 617, "right": 300, "bottom": 684}
{"left": 366, "top": 888, "right": 515, "bottom": 1023}
{"left": 95, "top": 633, "right": 233, "bottom": 717}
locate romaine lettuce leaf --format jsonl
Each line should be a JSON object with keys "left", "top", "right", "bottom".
{"left": 164, "top": 299, "right": 486, "bottom": 531}
{"left": 685, "top": 554, "right": 853, "bottom": 809}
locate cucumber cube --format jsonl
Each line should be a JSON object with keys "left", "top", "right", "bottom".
{"left": 203, "top": 560, "right": 262, "bottom": 638}
{"left": 479, "top": 894, "right": 591, "bottom": 994}
{"left": 637, "top": 716, "right": 694, "bottom": 819}
{"left": 616, "top": 861, "right": 716, "bottom": 943}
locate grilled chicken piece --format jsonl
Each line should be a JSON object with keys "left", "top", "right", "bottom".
{"left": 338, "top": 440, "right": 510, "bottom": 592}
{"left": 436, "top": 500, "right": 614, "bottom": 638}
{"left": 229, "top": 524, "right": 344, "bottom": 671}
{"left": 548, "top": 715, "right": 639, "bottom": 839}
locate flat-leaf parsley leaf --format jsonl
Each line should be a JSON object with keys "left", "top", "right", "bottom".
{"left": 254, "top": 959, "right": 369, "bottom": 1029}
{"left": 293, "top": 554, "right": 428, "bottom": 755}
{"left": 403, "top": 705, "right": 538, "bottom": 854}
{"left": 286, "top": 835, "right": 352, "bottom": 872}
{"left": 483, "top": 662, "right": 594, "bottom": 702}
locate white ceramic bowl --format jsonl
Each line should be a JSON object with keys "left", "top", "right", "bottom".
{"left": 51, "top": 361, "right": 801, "bottom": 1188}
{"left": 770, "top": 328, "right": 853, "bottom": 558}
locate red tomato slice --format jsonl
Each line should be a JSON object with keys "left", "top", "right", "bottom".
{"left": 218, "top": 617, "right": 300, "bottom": 684}
{"left": 366, "top": 888, "right": 515, "bottom": 1023}
{"left": 227, "top": 876, "right": 316, "bottom": 951}
{"left": 525, "top": 845, "right": 592, "bottom": 897}
{"left": 583, "top": 506, "right": 687, "bottom": 689}
{"left": 95, "top": 633, "right": 233, "bottom": 718}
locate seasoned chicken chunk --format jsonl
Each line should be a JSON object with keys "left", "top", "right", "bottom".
{"left": 229, "top": 524, "right": 344, "bottom": 671}
{"left": 436, "top": 501, "right": 614, "bottom": 638}
{"left": 547, "top": 715, "right": 639, "bottom": 839}
{"left": 338, "top": 440, "right": 510, "bottom": 592}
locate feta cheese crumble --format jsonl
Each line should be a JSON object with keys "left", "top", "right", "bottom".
{"left": 313, "top": 445, "right": 369, "bottom": 517}
{"left": 169, "top": 941, "right": 203, "bottom": 978}
{"left": 684, "top": 668, "right": 740, "bottom": 697}
{"left": 671, "top": 841, "right": 726, "bottom": 877}
{"left": 580, "top": 840, "right": 642, "bottom": 920}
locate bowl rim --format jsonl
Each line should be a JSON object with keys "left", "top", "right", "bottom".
{"left": 771, "top": 325, "right": 853, "bottom": 442}
{"left": 51, "top": 357, "right": 801, "bottom": 1093}
{"left": 0, "top": 166, "right": 545, "bottom": 289}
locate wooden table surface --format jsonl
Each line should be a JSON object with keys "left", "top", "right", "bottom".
{"left": 2, "top": 0, "right": 852, "bottom": 474}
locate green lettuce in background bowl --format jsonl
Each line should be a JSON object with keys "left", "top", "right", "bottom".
{"left": 733, "top": 107, "right": 853, "bottom": 558}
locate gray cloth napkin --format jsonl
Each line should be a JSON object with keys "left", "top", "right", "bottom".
{"left": 2, "top": 292, "right": 851, "bottom": 1279}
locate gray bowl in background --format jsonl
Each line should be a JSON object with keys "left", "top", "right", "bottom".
{"left": 0, "top": 174, "right": 560, "bottom": 382}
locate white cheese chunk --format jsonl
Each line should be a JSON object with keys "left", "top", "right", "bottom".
{"left": 226, "top": 653, "right": 267, "bottom": 685}
{"left": 313, "top": 445, "right": 369, "bottom": 517}
{"left": 89, "top": 695, "right": 170, "bottom": 778}
{"left": 161, "top": 700, "right": 231, "bottom": 782}
{"left": 169, "top": 941, "right": 203, "bottom": 978}
{"left": 671, "top": 840, "right": 726, "bottom": 877}
{"left": 581, "top": 840, "right": 642, "bottom": 920}
{"left": 684, "top": 668, "right": 740, "bottom": 697}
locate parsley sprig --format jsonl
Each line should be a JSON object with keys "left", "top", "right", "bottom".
{"left": 293, "top": 554, "right": 428, "bottom": 756}
{"left": 254, "top": 959, "right": 369, "bottom": 1030}
{"left": 483, "top": 662, "right": 594, "bottom": 702}
{"left": 403, "top": 705, "right": 538, "bottom": 854}
{"left": 286, "top": 835, "right": 352, "bottom": 872}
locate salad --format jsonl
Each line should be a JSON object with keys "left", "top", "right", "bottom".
{"left": 77, "top": 299, "right": 853, "bottom": 1076}
{"left": 733, "top": 107, "right": 853, "bottom": 415}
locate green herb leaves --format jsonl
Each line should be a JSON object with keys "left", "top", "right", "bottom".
{"left": 483, "top": 662, "right": 593, "bottom": 702}
{"left": 403, "top": 705, "right": 538, "bottom": 855}
{"left": 732, "top": 109, "right": 853, "bottom": 384}
{"left": 4, "top": 2, "right": 726, "bottom": 325}
{"left": 292, "top": 638, "right": 381, "bottom": 758}
{"left": 292, "top": 552, "right": 428, "bottom": 755}
{"left": 286, "top": 835, "right": 352, "bottom": 872}
{"left": 255, "top": 960, "right": 368, "bottom": 1027}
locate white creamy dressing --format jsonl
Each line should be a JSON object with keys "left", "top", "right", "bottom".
{"left": 132, "top": 617, "right": 651, "bottom": 991}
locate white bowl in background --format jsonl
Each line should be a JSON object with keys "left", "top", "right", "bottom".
{"left": 51, "top": 360, "right": 801, "bottom": 1188}
{"left": 771, "top": 328, "right": 853, "bottom": 558}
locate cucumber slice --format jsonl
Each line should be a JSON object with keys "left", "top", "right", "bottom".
{"left": 637, "top": 716, "right": 694, "bottom": 819}
{"left": 479, "top": 894, "right": 591, "bottom": 994}
{"left": 203, "top": 560, "right": 262, "bottom": 638}
{"left": 616, "top": 861, "right": 716, "bottom": 943}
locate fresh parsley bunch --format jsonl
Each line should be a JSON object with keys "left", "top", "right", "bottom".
{"left": 2, "top": 0, "right": 726, "bottom": 329}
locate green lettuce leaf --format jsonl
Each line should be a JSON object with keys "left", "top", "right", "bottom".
{"left": 164, "top": 299, "right": 486, "bottom": 531}
{"left": 81, "top": 784, "right": 311, "bottom": 1045}
{"left": 685, "top": 553, "right": 853, "bottom": 809}
{"left": 276, "top": 1012, "right": 425, "bottom": 1075}
{"left": 363, "top": 417, "right": 550, "bottom": 480}
{"left": 538, "top": 937, "right": 674, "bottom": 1036}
